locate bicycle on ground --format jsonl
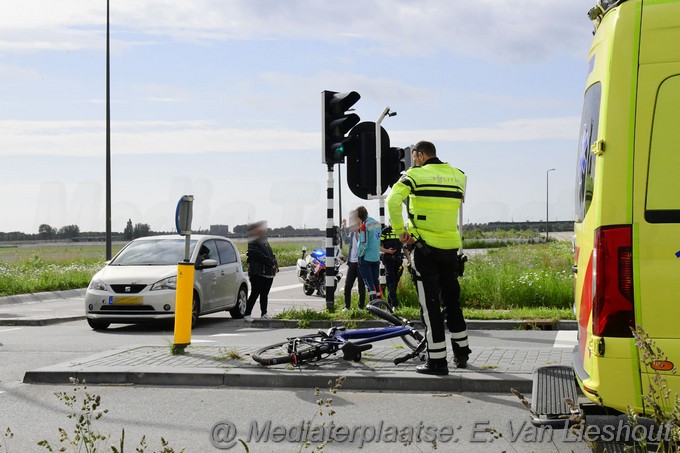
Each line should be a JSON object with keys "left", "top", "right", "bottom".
{"left": 252, "top": 300, "right": 426, "bottom": 366}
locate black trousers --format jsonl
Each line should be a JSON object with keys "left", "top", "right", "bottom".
{"left": 382, "top": 254, "right": 403, "bottom": 308}
{"left": 344, "top": 262, "right": 366, "bottom": 309}
{"left": 245, "top": 275, "right": 274, "bottom": 316}
{"left": 411, "top": 246, "right": 470, "bottom": 361}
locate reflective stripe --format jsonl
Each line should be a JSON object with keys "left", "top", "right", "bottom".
{"left": 453, "top": 339, "right": 469, "bottom": 348}
{"left": 413, "top": 183, "right": 464, "bottom": 191}
{"left": 450, "top": 331, "right": 468, "bottom": 340}
{"left": 428, "top": 349, "right": 448, "bottom": 360}
{"left": 412, "top": 189, "right": 463, "bottom": 199}
{"left": 413, "top": 252, "right": 449, "bottom": 360}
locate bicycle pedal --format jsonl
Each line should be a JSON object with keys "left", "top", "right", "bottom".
{"left": 340, "top": 342, "right": 372, "bottom": 361}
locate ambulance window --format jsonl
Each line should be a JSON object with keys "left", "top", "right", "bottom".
{"left": 646, "top": 75, "right": 680, "bottom": 223}
{"left": 575, "top": 83, "right": 601, "bottom": 222}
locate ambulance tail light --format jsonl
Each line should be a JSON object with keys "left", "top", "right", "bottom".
{"left": 592, "top": 225, "right": 635, "bottom": 337}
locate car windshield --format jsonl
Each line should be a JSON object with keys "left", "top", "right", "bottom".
{"left": 110, "top": 239, "right": 198, "bottom": 266}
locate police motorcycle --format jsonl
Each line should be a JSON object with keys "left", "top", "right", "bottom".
{"left": 296, "top": 247, "right": 343, "bottom": 297}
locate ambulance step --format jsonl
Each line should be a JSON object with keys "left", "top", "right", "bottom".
{"left": 530, "top": 365, "right": 582, "bottom": 426}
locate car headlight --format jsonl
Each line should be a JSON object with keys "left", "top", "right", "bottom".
{"left": 88, "top": 279, "right": 108, "bottom": 291}
{"left": 151, "top": 276, "right": 177, "bottom": 291}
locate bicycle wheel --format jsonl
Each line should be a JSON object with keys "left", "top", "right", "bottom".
{"left": 367, "top": 299, "right": 425, "bottom": 352}
{"left": 252, "top": 334, "right": 336, "bottom": 366}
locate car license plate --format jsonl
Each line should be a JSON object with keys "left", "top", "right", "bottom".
{"left": 108, "top": 296, "right": 143, "bottom": 305}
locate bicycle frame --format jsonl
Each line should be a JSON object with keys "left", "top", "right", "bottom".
{"left": 329, "top": 325, "right": 415, "bottom": 347}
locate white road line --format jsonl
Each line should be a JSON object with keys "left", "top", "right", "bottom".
{"left": 210, "top": 333, "right": 245, "bottom": 337}
{"left": 0, "top": 391, "right": 5, "bottom": 395}
{"left": 553, "top": 330, "right": 578, "bottom": 349}
{"left": 0, "top": 328, "right": 22, "bottom": 334}
{"left": 269, "top": 283, "right": 302, "bottom": 293}
{"left": 190, "top": 339, "right": 216, "bottom": 343}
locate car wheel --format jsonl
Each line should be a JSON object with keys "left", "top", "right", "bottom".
{"left": 87, "top": 318, "right": 110, "bottom": 331}
{"left": 192, "top": 293, "right": 200, "bottom": 328}
{"left": 229, "top": 286, "right": 247, "bottom": 319}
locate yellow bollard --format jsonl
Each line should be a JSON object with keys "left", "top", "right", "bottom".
{"left": 173, "top": 261, "right": 195, "bottom": 348}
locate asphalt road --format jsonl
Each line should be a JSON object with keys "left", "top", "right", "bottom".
{"left": 0, "top": 261, "right": 595, "bottom": 452}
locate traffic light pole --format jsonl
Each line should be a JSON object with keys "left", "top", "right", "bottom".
{"left": 371, "top": 107, "right": 396, "bottom": 288}
{"left": 325, "top": 164, "right": 337, "bottom": 310}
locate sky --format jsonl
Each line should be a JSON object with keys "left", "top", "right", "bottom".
{"left": 0, "top": 0, "right": 596, "bottom": 234}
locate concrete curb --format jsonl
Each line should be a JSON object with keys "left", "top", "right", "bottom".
{"left": 0, "top": 289, "right": 86, "bottom": 305}
{"left": 0, "top": 315, "right": 85, "bottom": 326}
{"left": 23, "top": 366, "right": 531, "bottom": 394}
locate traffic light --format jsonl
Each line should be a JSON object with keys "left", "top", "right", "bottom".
{"left": 345, "top": 121, "right": 390, "bottom": 199}
{"left": 322, "top": 90, "right": 361, "bottom": 165}
{"left": 382, "top": 146, "right": 413, "bottom": 188}
{"left": 398, "top": 145, "right": 413, "bottom": 172}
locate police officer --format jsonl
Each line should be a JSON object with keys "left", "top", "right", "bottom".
{"left": 380, "top": 226, "right": 404, "bottom": 309}
{"left": 386, "top": 140, "right": 470, "bottom": 376}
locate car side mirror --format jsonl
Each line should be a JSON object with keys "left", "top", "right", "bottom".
{"left": 197, "top": 258, "right": 218, "bottom": 270}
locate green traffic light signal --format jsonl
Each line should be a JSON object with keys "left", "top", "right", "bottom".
{"left": 322, "top": 90, "right": 361, "bottom": 165}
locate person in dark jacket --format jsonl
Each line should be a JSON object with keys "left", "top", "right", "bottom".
{"left": 244, "top": 221, "right": 278, "bottom": 322}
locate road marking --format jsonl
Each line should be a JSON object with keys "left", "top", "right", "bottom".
{"left": 0, "top": 391, "right": 5, "bottom": 395}
{"left": 190, "top": 339, "right": 216, "bottom": 343}
{"left": 0, "top": 328, "right": 22, "bottom": 334}
{"left": 553, "top": 330, "right": 578, "bottom": 349}
{"left": 210, "top": 333, "right": 245, "bottom": 337}
{"left": 269, "top": 283, "right": 302, "bottom": 293}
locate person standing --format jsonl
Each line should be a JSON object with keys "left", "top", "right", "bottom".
{"left": 356, "top": 206, "right": 382, "bottom": 302}
{"left": 341, "top": 212, "right": 366, "bottom": 310}
{"left": 386, "top": 140, "right": 469, "bottom": 375}
{"left": 380, "top": 226, "right": 404, "bottom": 309}
{"left": 244, "top": 221, "right": 278, "bottom": 322}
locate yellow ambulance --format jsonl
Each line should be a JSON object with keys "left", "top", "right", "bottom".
{"left": 533, "top": 0, "right": 680, "bottom": 423}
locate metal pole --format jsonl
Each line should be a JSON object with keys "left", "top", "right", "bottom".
{"left": 375, "top": 107, "right": 391, "bottom": 290}
{"left": 546, "top": 168, "right": 556, "bottom": 242}
{"left": 338, "top": 163, "right": 343, "bottom": 247}
{"left": 325, "top": 165, "right": 336, "bottom": 310}
{"left": 105, "top": 0, "right": 112, "bottom": 260}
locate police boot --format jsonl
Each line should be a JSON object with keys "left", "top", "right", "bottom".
{"left": 452, "top": 340, "right": 470, "bottom": 369}
{"left": 415, "top": 358, "right": 449, "bottom": 376}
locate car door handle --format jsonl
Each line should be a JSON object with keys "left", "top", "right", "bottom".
{"left": 572, "top": 265, "right": 578, "bottom": 274}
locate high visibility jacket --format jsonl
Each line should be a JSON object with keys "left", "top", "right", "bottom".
{"left": 386, "top": 158, "right": 466, "bottom": 250}
{"left": 380, "top": 227, "right": 403, "bottom": 254}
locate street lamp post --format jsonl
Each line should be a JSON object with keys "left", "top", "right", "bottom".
{"left": 546, "top": 168, "right": 556, "bottom": 242}
{"left": 105, "top": 0, "right": 112, "bottom": 260}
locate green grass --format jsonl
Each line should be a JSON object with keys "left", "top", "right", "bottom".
{"left": 0, "top": 241, "right": 575, "bottom": 321}
{"left": 304, "top": 241, "right": 575, "bottom": 320}
{"left": 0, "top": 239, "right": 315, "bottom": 296}
{"left": 276, "top": 306, "right": 575, "bottom": 322}
{"left": 460, "top": 242, "right": 573, "bottom": 309}
{"left": 0, "top": 255, "right": 104, "bottom": 296}
{"left": 387, "top": 242, "right": 573, "bottom": 311}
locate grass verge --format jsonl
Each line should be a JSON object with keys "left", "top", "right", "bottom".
{"left": 275, "top": 306, "right": 574, "bottom": 322}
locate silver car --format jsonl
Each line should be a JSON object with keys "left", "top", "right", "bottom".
{"left": 85, "top": 235, "right": 248, "bottom": 330}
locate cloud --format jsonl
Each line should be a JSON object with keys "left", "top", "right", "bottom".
{"left": 0, "top": 116, "right": 579, "bottom": 157}
{"left": 393, "top": 117, "right": 581, "bottom": 143}
{"left": 0, "top": 1, "right": 593, "bottom": 62}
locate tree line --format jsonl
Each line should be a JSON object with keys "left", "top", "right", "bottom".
{"left": 0, "top": 220, "right": 572, "bottom": 243}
